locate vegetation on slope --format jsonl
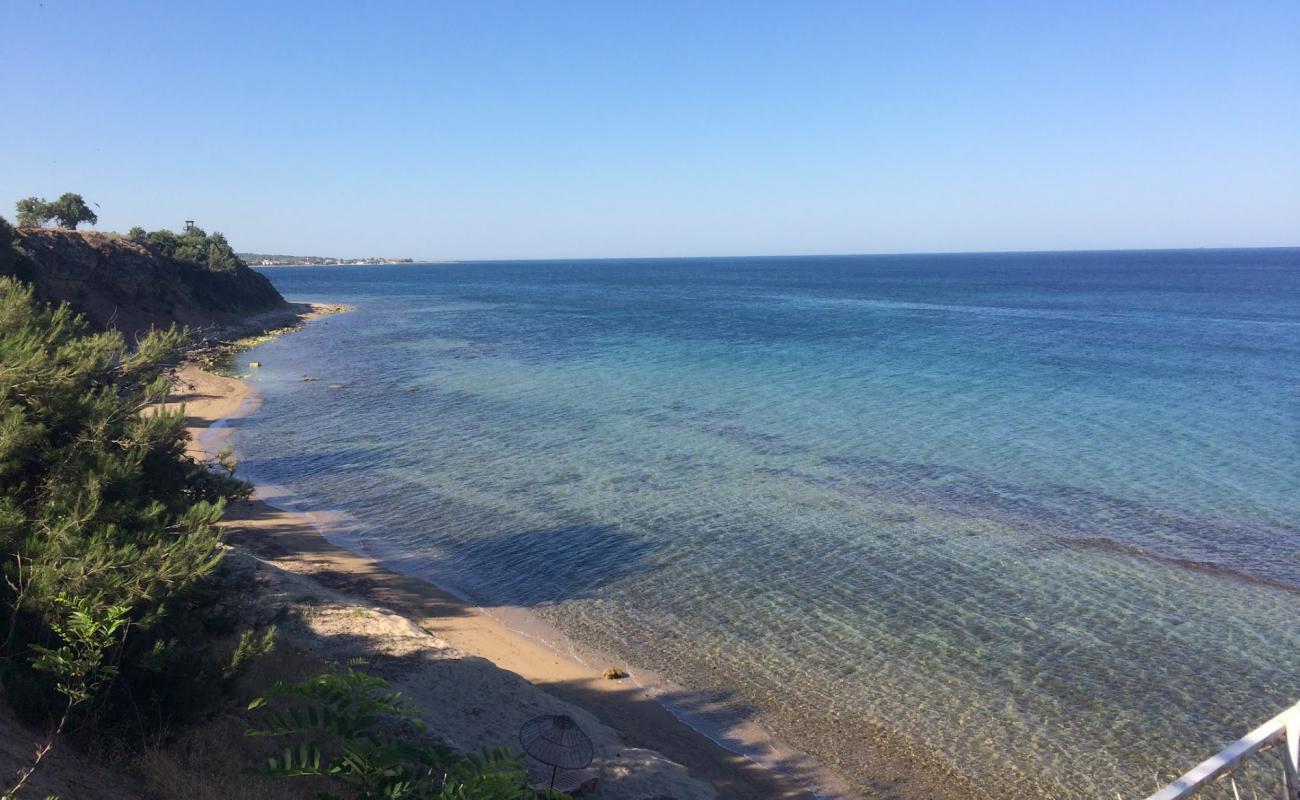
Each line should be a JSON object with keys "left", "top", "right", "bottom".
{"left": 0, "top": 210, "right": 560, "bottom": 799}
{"left": 2, "top": 220, "right": 286, "bottom": 338}
{"left": 0, "top": 268, "right": 262, "bottom": 794}
{"left": 0, "top": 208, "right": 278, "bottom": 794}
{"left": 128, "top": 225, "right": 244, "bottom": 272}
{"left": 248, "top": 668, "right": 563, "bottom": 799}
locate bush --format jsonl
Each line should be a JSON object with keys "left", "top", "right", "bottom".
{"left": 144, "top": 226, "right": 246, "bottom": 272}
{"left": 0, "top": 273, "right": 253, "bottom": 749}
{"left": 3, "top": 598, "right": 128, "bottom": 798}
{"left": 248, "top": 667, "right": 565, "bottom": 800}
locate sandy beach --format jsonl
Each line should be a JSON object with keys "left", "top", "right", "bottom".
{"left": 167, "top": 311, "right": 834, "bottom": 800}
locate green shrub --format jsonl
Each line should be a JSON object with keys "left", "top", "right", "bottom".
{"left": 0, "top": 273, "right": 252, "bottom": 732}
{"left": 4, "top": 598, "right": 128, "bottom": 798}
{"left": 143, "top": 226, "right": 245, "bottom": 272}
{"left": 248, "top": 668, "right": 565, "bottom": 800}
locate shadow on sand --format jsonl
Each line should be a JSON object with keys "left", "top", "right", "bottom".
{"left": 222, "top": 499, "right": 838, "bottom": 800}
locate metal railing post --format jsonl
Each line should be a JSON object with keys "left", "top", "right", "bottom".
{"left": 1144, "top": 700, "right": 1300, "bottom": 800}
{"left": 1283, "top": 705, "right": 1299, "bottom": 800}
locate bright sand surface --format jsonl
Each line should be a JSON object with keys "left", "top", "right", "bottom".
{"left": 167, "top": 316, "right": 865, "bottom": 799}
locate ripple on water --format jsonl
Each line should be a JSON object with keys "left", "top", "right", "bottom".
{"left": 235, "top": 252, "right": 1300, "bottom": 799}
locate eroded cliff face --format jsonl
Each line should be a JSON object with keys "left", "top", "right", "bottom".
{"left": 4, "top": 228, "right": 287, "bottom": 337}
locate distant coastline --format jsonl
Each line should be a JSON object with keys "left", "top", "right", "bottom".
{"left": 238, "top": 251, "right": 416, "bottom": 267}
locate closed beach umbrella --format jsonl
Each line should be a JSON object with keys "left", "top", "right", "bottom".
{"left": 519, "top": 714, "right": 594, "bottom": 787}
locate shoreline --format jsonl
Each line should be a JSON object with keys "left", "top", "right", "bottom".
{"left": 170, "top": 305, "right": 839, "bottom": 800}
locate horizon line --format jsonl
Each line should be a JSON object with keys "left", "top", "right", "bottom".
{"left": 369, "top": 243, "right": 1300, "bottom": 266}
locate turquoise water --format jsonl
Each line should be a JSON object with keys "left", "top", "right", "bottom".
{"left": 233, "top": 250, "right": 1300, "bottom": 798}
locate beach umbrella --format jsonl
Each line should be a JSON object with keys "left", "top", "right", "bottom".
{"left": 518, "top": 714, "right": 594, "bottom": 788}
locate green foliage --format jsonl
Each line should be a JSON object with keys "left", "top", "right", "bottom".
{"left": 14, "top": 198, "right": 52, "bottom": 228}
{"left": 127, "top": 226, "right": 147, "bottom": 242}
{"left": 0, "top": 274, "right": 254, "bottom": 727}
{"left": 222, "top": 627, "right": 276, "bottom": 681}
{"left": 129, "top": 226, "right": 285, "bottom": 313}
{"left": 12, "top": 195, "right": 96, "bottom": 229}
{"left": 0, "top": 229, "right": 284, "bottom": 791}
{"left": 204, "top": 232, "right": 243, "bottom": 271}
{"left": 143, "top": 226, "right": 247, "bottom": 272}
{"left": 29, "top": 597, "right": 128, "bottom": 705}
{"left": 46, "top": 194, "right": 97, "bottom": 230}
{"left": 0, "top": 277, "right": 227, "bottom": 623}
{"left": 144, "top": 228, "right": 181, "bottom": 253}
{"left": 248, "top": 668, "right": 563, "bottom": 800}
{"left": 5, "top": 599, "right": 128, "bottom": 798}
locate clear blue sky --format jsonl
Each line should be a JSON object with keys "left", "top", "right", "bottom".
{"left": 2, "top": 1, "right": 1297, "bottom": 260}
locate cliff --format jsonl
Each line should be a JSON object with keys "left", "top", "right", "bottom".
{"left": 1, "top": 226, "right": 287, "bottom": 338}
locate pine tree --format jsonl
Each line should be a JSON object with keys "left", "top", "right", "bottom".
{"left": 0, "top": 273, "right": 245, "bottom": 716}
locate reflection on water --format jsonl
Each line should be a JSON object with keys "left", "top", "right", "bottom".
{"left": 233, "top": 251, "right": 1300, "bottom": 798}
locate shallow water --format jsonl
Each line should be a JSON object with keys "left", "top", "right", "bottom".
{"left": 231, "top": 250, "right": 1300, "bottom": 798}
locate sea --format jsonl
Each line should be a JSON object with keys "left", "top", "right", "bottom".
{"left": 229, "top": 249, "right": 1300, "bottom": 799}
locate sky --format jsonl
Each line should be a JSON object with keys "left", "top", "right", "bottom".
{"left": 2, "top": 1, "right": 1298, "bottom": 260}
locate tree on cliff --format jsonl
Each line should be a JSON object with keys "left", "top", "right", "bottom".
{"left": 48, "top": 193, "right": 98, "bottom": 229}
{"left": 13, "top": 193, "right": 98, "bottom": 229}
{"left": 14, "top": 197, "right": 53, "bottom": 227}
{"left": 204, "top": 231, "right": 243, "bottom": 271}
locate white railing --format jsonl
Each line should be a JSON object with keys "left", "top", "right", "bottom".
{"left": 1145, "top": 700, "right": 1300, "bottom": 800}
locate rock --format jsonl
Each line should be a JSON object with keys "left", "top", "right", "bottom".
{"left": 602, "top": 667, "right": 626, "bottom": 680}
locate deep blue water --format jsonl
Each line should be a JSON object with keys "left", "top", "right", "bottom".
{"left": 232, "top": 250, "right": 1300, "bottom": 799}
